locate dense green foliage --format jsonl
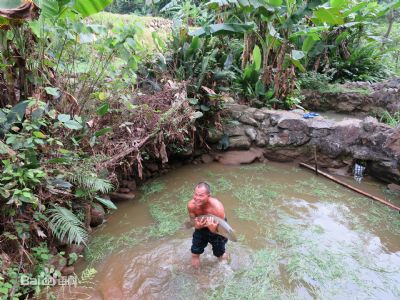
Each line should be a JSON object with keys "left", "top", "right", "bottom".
{"left": 143, "top": 0, "right": 399, "bottom": 108}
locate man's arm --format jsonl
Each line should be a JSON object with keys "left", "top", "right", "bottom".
{"left": 187, "top": 201, "right": 205, "bottom": 229}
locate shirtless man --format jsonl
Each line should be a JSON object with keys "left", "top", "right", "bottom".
{"left": 187, "top": 182, "right": 228, "bottom": 268}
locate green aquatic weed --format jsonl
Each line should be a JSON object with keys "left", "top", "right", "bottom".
{"left": 139, "top": 180, "right": 166, "bottom": 202}
{"left": 206, "top": 249, "right": 295, "bottom": 300}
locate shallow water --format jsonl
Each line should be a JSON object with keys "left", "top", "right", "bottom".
{"left": 316, "top": 111, "right": 364, "bottom": 121}
{"left": 56, "top": 162, "right": 400, "bottom": 300}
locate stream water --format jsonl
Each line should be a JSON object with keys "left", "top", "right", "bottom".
{"left": 54, "top": 162, "right": 400, "bottom": 300}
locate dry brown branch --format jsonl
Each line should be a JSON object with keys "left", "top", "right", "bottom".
{"left": 0, "top": 0, "right": 38, "bottom": 20}
{"left": 96, "top": 135, "right": 152, "bottom": 171}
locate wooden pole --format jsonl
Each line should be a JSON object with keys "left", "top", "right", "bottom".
{"left": 313, "top": 146, "right": 318, "bottom": 175}
{"left": 299, "top": 162, "right": 400, "bottom": 212}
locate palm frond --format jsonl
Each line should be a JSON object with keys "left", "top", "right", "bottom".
{"left": 67, "top": 173, "right": 113, "bottom": 193}
{"left": 48, "top": 206, "right": 88, "bottom": 245}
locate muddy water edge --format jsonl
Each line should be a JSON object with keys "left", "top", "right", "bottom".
{"left": 55, "top": 161, "right": 400, "bottom": 300}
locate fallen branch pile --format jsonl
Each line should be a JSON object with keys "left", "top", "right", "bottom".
{"left": 93, "top": 81, "right": 198, "bottom": 179}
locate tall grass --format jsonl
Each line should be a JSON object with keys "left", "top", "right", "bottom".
{"left": 379, "top": 110, "right": 400, "bottom": 127}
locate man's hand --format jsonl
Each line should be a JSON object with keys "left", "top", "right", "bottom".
{"left": 194, "top": 216, "right": 219, "bottom": 232}
{"left": 194, "top": 216, "right": 207, "bottom": 229}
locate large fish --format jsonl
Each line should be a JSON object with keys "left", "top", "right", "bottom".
{"left": 186, "top": 214, "right": 238, "bottom": 242}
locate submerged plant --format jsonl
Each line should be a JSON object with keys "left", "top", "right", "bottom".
{"left": 207, "top": 249, "right": 292, "bottom": 300}
{"left": 139, "top": 180, "right": 166, "bottom": 202}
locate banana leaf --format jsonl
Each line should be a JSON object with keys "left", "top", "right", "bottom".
{"left": 190, "top": 22, "right": 255, "bottom": 37}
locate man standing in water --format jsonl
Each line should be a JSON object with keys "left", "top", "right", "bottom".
{"left": 187, "top": 182, "right": 228, "bottom": 268}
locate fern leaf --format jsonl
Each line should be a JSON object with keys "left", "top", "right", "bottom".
{"left": 67, "top": 173, "right": 113, "bottom": 193}
{"left": 48, "top": 206, "right": 88, "bottom": 245}
{"left": 95, "top": 196, "right": 117, "bottom": 209}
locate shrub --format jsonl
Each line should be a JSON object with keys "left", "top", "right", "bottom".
{"left": 326, "top": 44, "right": 392, "bottom": 83}
{"left": 298, "top": 71, "right": 332, "bottom": 90}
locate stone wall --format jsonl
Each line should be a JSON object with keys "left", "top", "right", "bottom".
{"left": 207, "top": 103, "right": 400, "bottom": 184}
{"left": 302, "top": 77, "right": 400, "bottom": 116}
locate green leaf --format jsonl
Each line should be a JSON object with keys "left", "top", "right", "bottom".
{"left": 185, "top": 36, "right": 200, "bottom": 59}
{"left": 266, "top": 0, "right": 282, "bottom": 7}
{"left": 343, "top": 2, "right": 367, "bottom": 17}
{"left": 96, "top": 103, "right": 109, "bottom": 117}
{"left": 188, "top": 98, "right": 199, "bottom": 105}
{"left": 98, "top": 92, "right": 107, "bottom": 101}
{"left": 0, "top": 16, "right": 9, "bottom": 26}
{"left": 0, "top": 188, "right": 11, "bottom": 198}
{"left": 267, "top": 23, "right": 281, "bottom": 39}
{"left": 57, "top": 114, "right": 71, "bottom": 122}
{"left": 252, "top": 45, "right": 262, "bottom": 71}
{"left": 95, "top": 196, "right": 117, "bottom": 209}
{"left": 291, "top": 50, "right": 305, "bottom": 60}
{"left": 7, "top": 100, "right": 28, "bottom": 123}
{"left": 190, "top": 22, "right": 255, "bottom": 37}
{"left": 330, "top": 0, "right": 345, "bottom": 8}
{"left": 289, "top": 26, "right": 328, "bottom": 39}
{"left": 302, "top": 35, "right": 316, "bottom": 53}
{"left": 255, "top": 80, "right": 265, "bottom": 96}
{"left": 37, "top": 0, "right": 60, "bottom": 18}
{"left": 314, "top": 7, "right": 344, "bottom": 25}
{"left": 28, "top": 20, "right": 43, "bottom": 38}
{"left": 32, "top": 108, "right": 45, "bottom": 120}
{"left": 290, "top": 58, "right": 305, "bottom": 72}
{"left": 266, "top": 89, "right": 275, "bottom": 99}
{"left": 63, "top": 120, "right": 83, "bottom": 130}
{"left": 73, "top": 0, "right": 113, "bottom": 18}
{"left": 68, "top": 173, "right": 113, "bottom": 193}
{"left": 376, "top": 1, "right": 400, "bottom": 17}
{"left": 78, "top": 33, "right": 96, "bottom": 44}
{"left": 190, "top": 111, "right": 203, "bottom": 120}
{"left": 33, "top": 131, "right": 46, "bottom": 138}
{"left": 200, "top": 105, "right": 210, "bottom": 112}
{"left": 48, "top": 206, "right": 88, "bottom": 245}
{"left": 335, "top": 31, "right": 349, "bottom": 44}
{"left": 94, "top": 127, "right": 112, "bottom": 137}
{"left": 152, "top": 31, "right": 165, "bottom": 50}
{"left": 47, "top": 178, "right": 72, "bottom": 189}
{"left": 22, "top": 192, "right": 32, "bottom": 198}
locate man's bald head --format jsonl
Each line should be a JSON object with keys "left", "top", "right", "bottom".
{"left": 195, "top": 182, "right": 211, "bottom": 194}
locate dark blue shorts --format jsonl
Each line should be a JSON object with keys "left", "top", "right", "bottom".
{"left": 191, "top": 227, "right": 228, "bottom": 257}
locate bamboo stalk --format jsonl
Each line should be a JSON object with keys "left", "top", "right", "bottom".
{"left": 299, "top": 162, "right": 400, "bottom": 212}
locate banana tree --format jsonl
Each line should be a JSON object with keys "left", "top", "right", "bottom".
{"left": 202, "top": 0, "right": 323, "bottom": 101}
{"left": 196, "top": 0, "right": 398, "bottom": 103}
{"left": 296, "top": 0, "right": 400, "bottom": 77}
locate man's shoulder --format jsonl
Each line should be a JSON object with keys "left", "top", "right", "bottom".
{"left": 210, "top": 197, "right": 223, "bottom": 208}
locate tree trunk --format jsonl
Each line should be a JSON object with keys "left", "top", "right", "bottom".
{"left": 241, "top": 33, "right": 255, "bottom": 70}
{"left": 382, "top": 9, "right": 395, "bottom": 49}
